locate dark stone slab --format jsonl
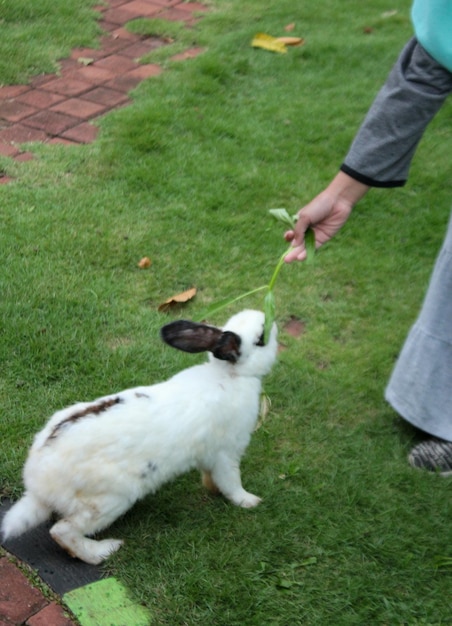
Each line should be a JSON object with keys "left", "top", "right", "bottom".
{"left": 0, "top": 499, "right": 104, "bottom": 595}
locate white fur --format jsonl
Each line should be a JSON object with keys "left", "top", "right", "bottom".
{"left": 2, "top": 310, "right": 278, "bottom": 564}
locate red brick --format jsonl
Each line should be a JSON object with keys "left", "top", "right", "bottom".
{"left": 104, "top": 74, "right": 140, "bottom": 92}
{"left": 61, "top": 122, "right": 99, "bottom": 143}
{"left": 70, "top": 47, "right": 105, "bottom": 62}
{"left": 127, "top": 64, "right": 163, "bottom": 79}
{"left": 104, "top": 63, "right": 162, "bottom": 92}
{"left": 69, "top": 65, "right": 116, "bottom": 84}
{"left": 0, "top": 85, "right": 30, "bottom": 99}
{"left": 23, "top": 110, "right": 79, "bottom": 135}
{"left": 176, "top": 2, "right": 208, "bottom": 11}
{"left": 16, "top": 89, "right": 65, "bottom": 109}
{"left": 0, "top": 124, "right": 48, "bottom": 143}
{"left": 58, "top": 58, "right": 81, "bottom": 73}
{"left": 50, "top": 97, "right": 106, "bottom": 119}
{"left": 26, "top": 602, "right": 76, "bottom": 626}
{"left": 29, "top": 74, "right": 57, "bottom": 88}
{"left": 98, "top": 19, "right": 118, "bottom": 32}
{"left": 15, "top": 152, "right": 35, "bottom": 162}
{"left": 0, "top": 557, "right": 47, "bottom": 624}
{"left": 48, "top": 137, "right": 79, "bottom": 146}
{"left": 94, "top": 54, "right": 137, "bottom": 73}
{"left": 149, "top": 0, "right": 180, "bottom": 5}
{"left": 120, "top": 39, "right": 165, "bottom": 58}
{"left": 102, "top": 7, "right": 139, "bottom": 24}
{"left": 40, "top": 77, "right": 93, "bottom": 97}
{"left": 82, "top": 86, "right": 130, "bottom": 106}
{"left": 0, "top": 141, "right": 20, "bottom": 157}
{"left": 119, "top": 0, "right": 163, "bottom": 17}
{"left": 158, "top": 7, "right": 195, "bottom": 20}
{"left": 0, "top": 100, "right": 37, "bottom": 122}
{"left": 110, "top": 0, "right": 132, "bottom": 6}
{"left": 99, "top": 33, "right": 137, "bottom": 54}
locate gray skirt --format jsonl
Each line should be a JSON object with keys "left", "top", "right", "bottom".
{"left": 385, "top": 212, "right": 452, "bottom": 442}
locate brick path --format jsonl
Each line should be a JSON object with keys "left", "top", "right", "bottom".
{"left": 0, "top": 2, "right": 207, "bottom": 623}
{"left": 0, "top": 0, "right": 207, "bottom": 183}
{"left": 0, "top": 554, "right": 77, "bottom": 625}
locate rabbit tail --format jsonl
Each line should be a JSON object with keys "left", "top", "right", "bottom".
{"left": 2, "top": 493, "right": 51, "bottom": 540}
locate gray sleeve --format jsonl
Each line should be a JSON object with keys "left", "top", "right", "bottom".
{"left": 341, "top": 37, "right": 452, "bottom": 188}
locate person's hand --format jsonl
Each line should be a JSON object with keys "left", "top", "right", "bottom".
{"left": 284, "top": 171, "right": 370, "bottom": 262}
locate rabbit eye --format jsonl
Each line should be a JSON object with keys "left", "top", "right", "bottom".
{"left": 255, "top": 331, "right": 265, "bottom": 347}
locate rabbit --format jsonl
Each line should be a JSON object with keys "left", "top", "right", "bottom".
{"left": 2, "top": 309, "right": 278, "bottom": 564}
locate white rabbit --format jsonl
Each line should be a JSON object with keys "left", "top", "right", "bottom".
{"left": 2, "top": 310, "right": 278, "bottom": 564}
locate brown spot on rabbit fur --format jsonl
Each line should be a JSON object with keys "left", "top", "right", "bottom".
{"left": 47, "top": 397, "right": 122, "bottom": 442}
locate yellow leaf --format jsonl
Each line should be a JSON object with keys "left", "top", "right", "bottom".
{"left": 158, "top": 287, "right": 197, "bottom": 312}
{"left": 251, "top": 33, "right": 287, "bottom": 54}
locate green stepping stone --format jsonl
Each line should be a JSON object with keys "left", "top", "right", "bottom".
{"left": 63, "top": 577, "right": 152, "bottom": 626}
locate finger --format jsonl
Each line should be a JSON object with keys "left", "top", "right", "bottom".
{"left": 284, "top": 244, "right": 307, "bottom": 263}
{"left": 284, "top": 229, "right": 295, "bottom": 242}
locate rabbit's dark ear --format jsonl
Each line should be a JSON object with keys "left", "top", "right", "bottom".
{"left": 161, "top": 320, "right": 223, "bottom": 353}
{"left": 211, "top": 331, "right": 241, "bottom": 363}
{"left": 160, "top": 321, "right": 241, "bottom": 363}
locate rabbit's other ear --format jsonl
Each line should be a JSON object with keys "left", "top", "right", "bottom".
{"left": 211, "top": 330, "right": 241, "bottom": 363}
{"left": 161, "top": 321, "right": 241, "bottom": 362}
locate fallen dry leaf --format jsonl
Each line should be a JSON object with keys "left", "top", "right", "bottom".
{"left": 158, "top": 287, "right": 197, "bottom": 312}
{"left": 284, "top": 23, "right": 295, "bottom": 32}
{"left": 283, "top": 316, "right": 305, "bottom": 338}
{"left": 251, "top": 33, "right": 287, "bottom": 54}
{"left": 276, "top": 36, "right": 305, "bottom": 47}
{"left": 255, "top": 393, "right": 272, "bottom": 431}
{"left": 137, "top": 256, "right": 152, "bottom": 269}
{"left": 77, "top": 57, "right": 94, "bottom": 66}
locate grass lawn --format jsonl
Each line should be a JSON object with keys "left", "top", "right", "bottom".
{"left": 1, "top": 0, "right": 451, "bottom": 623}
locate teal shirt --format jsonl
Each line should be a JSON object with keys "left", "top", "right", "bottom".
{"left": 412, "top": 0, "right": 452, "bottom": 72}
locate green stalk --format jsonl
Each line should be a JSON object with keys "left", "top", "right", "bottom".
{"left": 195, "top": 285, "right": 268, "bottom": 322}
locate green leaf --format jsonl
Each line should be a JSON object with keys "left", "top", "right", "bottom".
{"left": 269, "top": 208, "right": 297, "bottom": 230}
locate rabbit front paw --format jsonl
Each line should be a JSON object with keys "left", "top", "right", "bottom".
{"left": 235, "top": 491, "right": 262, "bottom": 508}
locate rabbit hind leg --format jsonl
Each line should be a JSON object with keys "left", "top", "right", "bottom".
{"left": 49, "top": 496, "right": 128, "bottom": 564}
{"left": 50, "top": 518, "right": 123, "bottom": 564}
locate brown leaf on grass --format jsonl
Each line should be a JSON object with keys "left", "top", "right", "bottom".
{"left": 276, "top": 36, "right": 305, "bottom": 47}
{"left": 283, "top": 316, "right": 305, "bottom": 338}
{"left": 284, "top": 23, "right": 295, "bottom": 32}
{"left": 158, "top": 287, "right": 197, "bottom": 312}
{"left": 138, "top": 256, "right": 152, "bottom": 269}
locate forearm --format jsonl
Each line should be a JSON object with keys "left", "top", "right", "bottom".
{"left": 342, "top": 37, "right": 452, "bottom": 188}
